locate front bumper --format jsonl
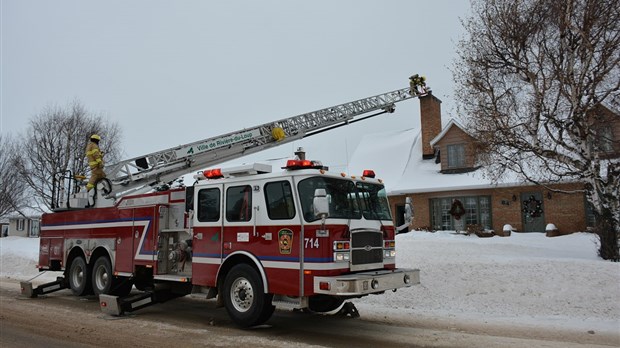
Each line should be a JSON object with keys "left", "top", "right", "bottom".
{"left": 313, "top": 268, "right": 420, "bottom": 296}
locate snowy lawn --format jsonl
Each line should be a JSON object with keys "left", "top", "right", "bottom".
{"left": 359, "top": 231, "right": 620, "bottom": 334}
{"left": 1, "top": 232, "right": 619, "bottom": 334}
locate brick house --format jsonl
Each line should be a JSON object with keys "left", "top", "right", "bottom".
{"left": 349, "top": 93, "right": 619, "bottom": 233}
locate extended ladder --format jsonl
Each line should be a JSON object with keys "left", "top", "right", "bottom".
{"left": 104, "top": 85, "right": 428, "bottom": 199}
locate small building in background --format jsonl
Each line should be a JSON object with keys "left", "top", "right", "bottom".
{"left": 0, "top": 219, "right": 9, "bottom": 237}
{"left": 7, "top": 215, "right": 41, "bottom": 237}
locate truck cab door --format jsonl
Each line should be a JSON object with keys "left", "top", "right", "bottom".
{"left": 191, "top": 185, "right": 224, "bottom": 286}
{"left": 222, "top": 184, "right": 256, "bottom": 253}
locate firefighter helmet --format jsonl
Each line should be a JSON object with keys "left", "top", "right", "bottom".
{"left": 90, "top": 134, "right": 101, "bottom": 141}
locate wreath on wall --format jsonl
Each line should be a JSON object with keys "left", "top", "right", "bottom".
{"left": 449, "top": 199, "right": 466, "bottom": 220}
{"left": 522, "top": 195, "right": 543, "bottom": 218}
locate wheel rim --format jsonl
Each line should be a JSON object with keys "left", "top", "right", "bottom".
{"left": 71, "top": 264, "right": 84, "bottom": 288}
{"left": 94, "top": 264, "right": 109, "bottom": 291}
{"left": 230, "top": 277, "right": 254, "bottom": 313}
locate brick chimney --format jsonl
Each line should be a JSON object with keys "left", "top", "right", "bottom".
{"left": 419, "top": 92, "right": 442, "bottom": 159}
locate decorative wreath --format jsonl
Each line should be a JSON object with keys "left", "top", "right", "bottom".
{"left": 449, "top": 199, "right": 466, "bottom": 220}
{"left": 523, "top": 195, "right": 543, "bottom": 218}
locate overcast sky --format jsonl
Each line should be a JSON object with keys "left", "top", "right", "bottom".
{"left": 2, "top": 0, "right": 470, "bottom": 172}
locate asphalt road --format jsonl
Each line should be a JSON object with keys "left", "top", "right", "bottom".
{"left": 0, "top": 279, "right": 617, "bottom": 348}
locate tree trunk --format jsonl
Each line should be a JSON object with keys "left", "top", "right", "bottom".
{"left": 596, "top": 209, "right": 619, "bottom": 262}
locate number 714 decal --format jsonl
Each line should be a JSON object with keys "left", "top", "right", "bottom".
{"left": 304, "top": 237, "right": 319, "bottom": 249}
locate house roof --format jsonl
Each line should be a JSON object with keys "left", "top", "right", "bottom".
{"left": 429, "top": 118, "right": 473, "bottom": 147}
{"left": 6, "top": 215, "right": 41, "bottom": 220}
{"left": 348, "top": 127, "right": 524, "bottom": 196}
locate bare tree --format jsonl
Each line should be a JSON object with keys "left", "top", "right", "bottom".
{"left": 14, "top": 100, "right": 123, "bottom": 211}
{"left": 454, "top": 0, "right": 620, "bottom": 260}
{"left": 0, "top": 134, "right": 30, "bottom": 218}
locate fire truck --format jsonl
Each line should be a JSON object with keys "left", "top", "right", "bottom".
{"left": 22, "top": 80, "right": 424, "bottom": 327}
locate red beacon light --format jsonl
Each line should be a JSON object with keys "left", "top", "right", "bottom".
{"left": 203, "top": 168, "right": 223, "bottom": 179}
{"left": 362, "top": 170, "right": 376, "bottom": 178}
{"left": 285, "top": 159, "right": 323, "bottom": 170}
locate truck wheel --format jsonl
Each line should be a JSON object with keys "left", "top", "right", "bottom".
{"left": 69, "top": 256, "right": 92, "bottom": 296}
{"left": 223, "top": 264, "right": 273, "bottom": 327}
{"left": 92, "top": 257, "right": 114, "bottom": 295}
{"left": 308, "top": 295, "right": 345, "bottom": 313}
{"left": 92, "top": 256, "right": 131, "bottom": 296}
{"left": 114, "top": 279, "right": 133, "bottom": 297}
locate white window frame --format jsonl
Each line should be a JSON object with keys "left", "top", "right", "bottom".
{"left": 447, "top": 144, "right": 465, "bottom": 168}
{"left": 17, "top": 219, "right": 25, "bottom": 231}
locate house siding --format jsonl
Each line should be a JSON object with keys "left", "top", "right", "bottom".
{"left": 434, "top": 126, "right": 476, "bottom": 171}
{"left": 390, "top": 182, "right": 587, "bottom": 233}
{"left": 7, "top": 217, "right": 41, "bottom": 237}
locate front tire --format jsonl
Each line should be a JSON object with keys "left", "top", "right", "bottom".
{"left": 223, "top": 264, "right": 274, "bottom": 327}
{"left": 69, "top": 256, "right": 92, "bottom": 296}
{"left": 308, "top": 295, "right": 345, "bottom": 313}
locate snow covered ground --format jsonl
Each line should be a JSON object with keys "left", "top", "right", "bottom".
{"left": 1, "top": 232, "right": 619, "bottom": 335}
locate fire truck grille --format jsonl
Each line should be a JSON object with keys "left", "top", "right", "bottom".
{"left": 352, "top": 248, "right": 383, "bottom": 265}
{"left": 351, "top": 231, "right": 383, "bottom": 265}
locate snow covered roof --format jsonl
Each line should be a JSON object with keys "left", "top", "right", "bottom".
{"left": 347, "top": 128, "right": 420, "bottom": 191}
{"left": 348, "top": 127, "right": 524, "bottom": 195}
{"left": 6, "top": 215, "right": 41, "bottom": 220}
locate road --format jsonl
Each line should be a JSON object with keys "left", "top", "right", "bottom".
{"left": 0, "top": 279, "right": 617, "bottom": 348}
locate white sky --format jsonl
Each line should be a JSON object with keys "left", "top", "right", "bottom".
{"left": 1, "top": 0, "right": 470, "bottom": 171}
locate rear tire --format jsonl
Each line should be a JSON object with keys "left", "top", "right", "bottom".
{"left": 223, "top": 264, "right": 273, "bottom": 327}
{"left": 69, "top": 256, "right": 92, "bottom": 296}
{"left": 92, "top": 256, "right": 132, "bottom": 296}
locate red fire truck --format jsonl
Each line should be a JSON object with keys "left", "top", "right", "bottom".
{"left": 22, "top": 80, "right": 424, "bottom": 327}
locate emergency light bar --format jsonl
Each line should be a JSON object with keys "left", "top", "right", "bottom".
{"left": 193, "top": 163, "right": 273, "bottom": 181}
{"left": 362, "top": 170, "right": 376, "bottom": 178}
{"left": 284, "top": 159, "right": 324, "bottom": 170}
{"left": 204, "top": 168, "right": 223, "bottom": 179}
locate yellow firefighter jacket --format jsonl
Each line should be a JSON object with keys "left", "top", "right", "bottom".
{"left": 86, "top": 141, "right": 104, "bottom": 169}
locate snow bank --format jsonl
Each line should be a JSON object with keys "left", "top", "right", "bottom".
{"left": 1, "top": 232, "right": 619, "bottom": 333}
{"left": 357, "top": 231, "right": 620, "bottom": 333}
{"left": 0, "top": 237, "right": 55, "bottom": 281}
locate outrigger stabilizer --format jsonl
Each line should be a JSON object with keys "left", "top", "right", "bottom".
{"left": 99, "top": 287, "right": 187, "bottom": 316}
{"left": 21, "top": 275, "right": 182, "bottom": 317}
{"left": 20, "top": 277, "right": 68, "bottom": 298}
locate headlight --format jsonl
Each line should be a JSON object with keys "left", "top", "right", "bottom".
{"left": 333, "top": 252, "right": 350, "bottom": 262}
{"left": 384, "top": 250, "right": 396, "bottom": 258}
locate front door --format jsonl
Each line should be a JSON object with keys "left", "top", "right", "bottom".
{"left": 521, "top": 192, "right": 545, "bottom": 232}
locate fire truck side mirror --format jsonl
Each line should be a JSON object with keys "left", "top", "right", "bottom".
{"left": 404, "top": 197, "right": 413, "bottom": 224}
{"left": 313, "top": 189, "right": 329, "bottom": 219}
{"left": 397, "top": 197, "right": 414, "bottom": 233}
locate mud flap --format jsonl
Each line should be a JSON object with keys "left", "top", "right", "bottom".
{"left": 336, "top": 302, "right": 360, "bottom": 318}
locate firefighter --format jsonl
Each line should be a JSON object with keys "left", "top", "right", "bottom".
{"left": 85, "top": 134, "right": 106, "bottom": 191}
{"left": 409, "top": 74, "right": 427, "bottom": 95}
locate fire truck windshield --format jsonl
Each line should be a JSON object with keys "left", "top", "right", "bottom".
{"left": 298, "top": 177, "right": 392, "bottom": 222}
{"left": 356, "top": 182, "right": 392, "bottom": 221}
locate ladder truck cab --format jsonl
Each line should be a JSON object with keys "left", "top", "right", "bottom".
{"left": 25, "top": 78, "right": 426, "bottom": 327}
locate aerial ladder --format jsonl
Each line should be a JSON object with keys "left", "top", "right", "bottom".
{"left": 53, "top": 77, "right": 429, "bottom": 210}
